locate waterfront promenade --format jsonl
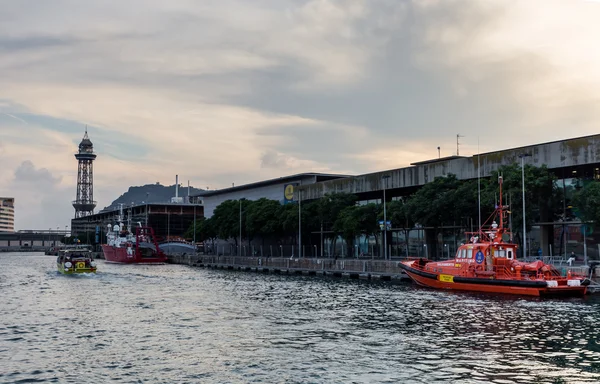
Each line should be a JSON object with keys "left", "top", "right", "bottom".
{"left": 161, "top": 254, "right": 600, "bottom": 293}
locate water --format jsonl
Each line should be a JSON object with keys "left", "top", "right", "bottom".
{"left": 1, "top": 253, "right": 600, "bottom": 384}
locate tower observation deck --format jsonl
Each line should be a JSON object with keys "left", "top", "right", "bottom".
{"left": 72, "top": 129, "right": 97, "bottom": 218}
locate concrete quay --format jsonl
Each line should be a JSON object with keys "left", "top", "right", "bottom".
{"left": 168, "top": 254, "right": 411, "bottom": 282}
{"left": 167, "top": 254, "right": 600, "bottom": 293}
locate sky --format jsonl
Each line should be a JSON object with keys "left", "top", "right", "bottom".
{"left": 1, "top": 0, "right": 600, "bottom": 230}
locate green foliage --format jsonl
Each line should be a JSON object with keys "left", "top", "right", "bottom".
{"left": 573, "top": 180, "right": 600, "bottom": 224}
{"left": 404, "top": 174, "right": 463, "bottom": 228}
{"left": 279, "top": 203, "right": 298, "bottom": 236}
{"left": 384, "top": 199, "right": 414, "bottom": 229}
{"left": 245, "top": 198, "right": 282, "bottom": 241}
{"left": 185, "top": 217, "right": 217, "bottom": 243}
{"left": 211, "top": 199, "right": 244, "bottom": 243}
{"left": 486, "top": 164, "right": 560, "bottom": 235}
{"left": 333, "top": 205, "right": 361, "bottom": 242}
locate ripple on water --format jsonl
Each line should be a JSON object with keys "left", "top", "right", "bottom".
{"left": 1, "top": 254, "right": 600, "bottom": 383}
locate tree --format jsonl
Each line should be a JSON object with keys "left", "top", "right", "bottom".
{"left": 383, "top": 198, "right": 415, "bottom": 257}
{"left": 320, "top": 192, "right": 358, "bottom": 254}
{"left": 573, "top": 180, "right": 600, "bottom": 225}
{"left": 405, "top": 174, "right": 463, "bottom": 228}
{"left": 333, "top": 205, "right": 361, "bottom": 257}
{"left": 484, "top": 164, "right": 561, "bottom": 252}
{"left": 244, "top": 198, "right": 283, "bottom": 245}
{"left": 185, "top": 217, "right": 217, "bottom": 244}
{"left": 211, "top": 199, "right": 244, "bottom": 244}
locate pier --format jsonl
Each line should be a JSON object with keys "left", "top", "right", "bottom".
{"left": 166, "top": 254, "right": 600, "bottom": 292}
{"left": 168, "top": 254, "right": 411, "bottom": 282}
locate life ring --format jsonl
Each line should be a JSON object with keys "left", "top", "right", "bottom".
{"left": 76, "top": 262, "right": 86, "bottom": 269}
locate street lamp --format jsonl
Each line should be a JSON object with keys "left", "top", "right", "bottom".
{"left": 298, "top": 188, "right": 302, "bottom": 258}
{"left": 239, "top": 199, "right": 242, "bottom": 257}
{"left": 382, "top": 175, "right": 390, "bottom": 260}
{"left": 519, "top": 153, "right": 531, "bottom": 258}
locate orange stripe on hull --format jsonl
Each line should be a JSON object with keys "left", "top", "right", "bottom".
{"left": 405, "top": 271, "right": 586, "bottom": 297}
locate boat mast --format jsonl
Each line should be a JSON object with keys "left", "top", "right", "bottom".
{"left": 498, "top": 175, "right": 504, "bottom": 231}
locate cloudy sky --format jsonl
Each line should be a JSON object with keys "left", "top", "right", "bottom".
{"left": 1, "top": 0, "right": 600, "bottom": 230}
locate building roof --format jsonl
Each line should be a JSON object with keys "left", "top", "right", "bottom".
{"left": 410, "top": 156, "right": 466, "bottom": 166}
{"left": 193, "top": 172, "right": 351, "bottom": 197}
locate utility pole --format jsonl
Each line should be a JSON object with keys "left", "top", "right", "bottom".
{"left": 519, "top": 153, "right": 532, "bottom": 258}
{"left": 457, "top": 134, "right": 464, "bottom": 156}
{"left": 382, "top": 175, "right": 390, "bottom": 260}
{"left": 298, "top": 189, "right": 302, "bottom": 258}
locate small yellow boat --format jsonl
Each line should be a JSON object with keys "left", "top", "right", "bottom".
{"left": 57, "top": 249, "right": 97, "bottom": 274}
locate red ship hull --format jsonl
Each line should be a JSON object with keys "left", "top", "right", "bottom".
{"left": 101, "top": 244, "right": 167, "bottom": 264}
{"left": 400, "top": 261, "right": 588, "bottom": 297}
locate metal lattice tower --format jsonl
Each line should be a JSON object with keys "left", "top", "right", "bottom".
{"left": 72, "top": 128, "right": 97, "bottom": 218}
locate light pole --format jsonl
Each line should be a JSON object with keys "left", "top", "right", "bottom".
{"left": 298, "top": 188, "right": 302, "bottom": 258}
{"left": 239, "top": 199, "right": 242, "bottom": 257}
{"left": 193, "top": 205, "right": 196, "bottom": 245}
{"left": 382, "top": 175, "right": 390, "bottom": 260}
{"left": 519, "top": 153, "right": 531, "bottom": 259}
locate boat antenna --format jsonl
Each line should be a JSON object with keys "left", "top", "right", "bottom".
{"left": 477, "top": 136, "right": 481, "bottom": 237}
{"left": 498, "top": 174, "right": 504, "bottom": 230}
{"left": 509, "top": 192, "right": 513, "bottom": 241}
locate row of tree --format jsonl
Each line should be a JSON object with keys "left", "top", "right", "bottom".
{"left": 186, "top": 164, "right": 600, "bottom": 257}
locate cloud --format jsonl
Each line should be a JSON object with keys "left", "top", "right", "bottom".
{"left": 13, "top": 160, "right": 62, "bottom": 186}
{"left": 1, "top": 0, "right": 599, "bottom": 229}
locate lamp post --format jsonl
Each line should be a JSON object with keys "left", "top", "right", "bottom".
{"left": 519, "top": 153, "right": 531, "bottom": 258}
{"left": 239, "top": 199, "right": 242, "bottom": 257}
{"left": 298, "top": 188, "right": 302, "bottom": 258}
{"left": 193, "top": 205, "right": 196, "bottom": 245}
{"left": 382, "top": 175, "right": 390, "bottom": 260}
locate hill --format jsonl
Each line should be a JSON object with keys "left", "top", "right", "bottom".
{"left": 102, "top": 183, "right": 204, "bottom": 211}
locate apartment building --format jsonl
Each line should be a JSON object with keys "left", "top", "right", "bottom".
{"left": 0, "top": 197, "right": 15, "bottom": 232}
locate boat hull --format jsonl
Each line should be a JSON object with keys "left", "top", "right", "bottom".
{"left": 102, "top": 245, "right": 167, "bottom": 264}
{"left": 57, "top": 262, "right": 96, "bottom": 275}
{"left": 401, "top": 262, "right": 587, "bottom": 297}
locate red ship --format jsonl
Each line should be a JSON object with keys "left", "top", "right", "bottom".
{"left": 102, "top": 221, "right": 167, "bottom": 264}
{"left": 399, "top": 176, "right": 590, "bottom": 297}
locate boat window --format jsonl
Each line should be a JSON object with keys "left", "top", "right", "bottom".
{"left": 507, "top": 249, "right": 513, "bottom": 259}
{"left": 496, "top": 250, "right": 506, "bottom": 258}
{"left": 466, "top": 249, "right": 473, "bottom": 259}
{"left": 460, "top": 249, "right": 467, "bottom": 259}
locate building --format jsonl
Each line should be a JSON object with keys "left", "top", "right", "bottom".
{"left": 0, "top": 197, "right": 15, "bottom": 232}
{"left": 197, "top": 173, "right": 351, "bottom": 218}
{"left": 191, "top": 134, "right": 600, "bottom": 259}
{"left": 71, "top": 202, "right": 203, "bottom": 243}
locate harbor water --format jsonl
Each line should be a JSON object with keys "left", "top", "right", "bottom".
{"left": 1, "top": 253, "right": 600, "bottom": 383}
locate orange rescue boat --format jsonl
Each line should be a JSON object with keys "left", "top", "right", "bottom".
{"left": 400, "top": 177, "right": 590, "bottom": 297}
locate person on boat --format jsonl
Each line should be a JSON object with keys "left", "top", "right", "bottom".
{"left": 567, "top": 252, "right": 576, "bottom": 266}
{"left": 485, "top": 249, "right": 493, "bottom": 272}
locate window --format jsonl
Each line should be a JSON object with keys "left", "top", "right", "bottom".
{"left": 467, "top": 249, "right": 473, "bottom": 259}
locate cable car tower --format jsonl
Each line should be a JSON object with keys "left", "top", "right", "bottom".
{"left": 72, "top": 128, "right": 97, "bottom": 218}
